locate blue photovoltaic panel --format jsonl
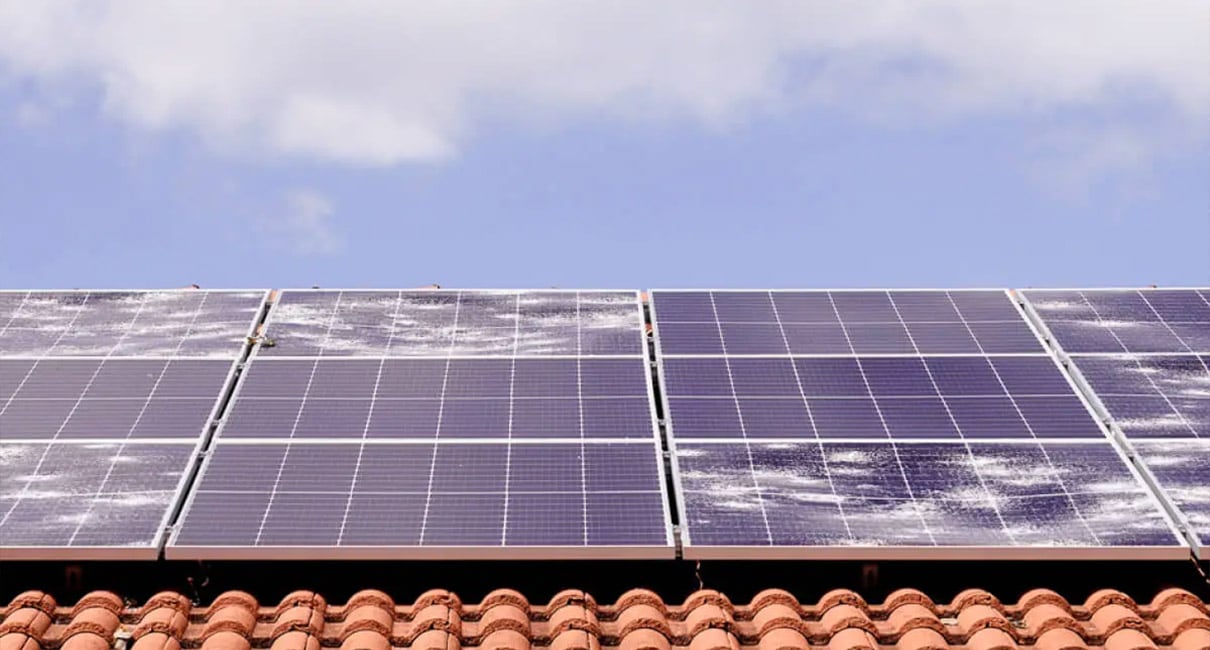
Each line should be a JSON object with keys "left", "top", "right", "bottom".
{"left": 0, "top": 290, "right": 266, "bottom": 357}
{"left": 653, "top": 290, "right": 1043, "bottom": 355}
{"left": 660, "top": 355, "right": 1100, "bottom": 440}
{"left": 0, "top": 359, "right": 236, "bottom": 441}
{"left": 0, "top": 442, "right": 196, "bottom": 556}
{"left": 676, "top": 441, "right": 1178, "bottom": 553}
{"left": 171, "top": 441, "right": 667, "bottom": 553}
{"left": 1025, "top": 289, "right": 1210, "bottom": 354}
{"left": 260, "top": 290, "right": 643, "bottom": 356}
{"left": 218, "top": 358, "right": 653, "bottom": 440}
{"left": 651, "top": 289, "right": 1184, "bottom": 558}
{"left": 0, "top": 290, "right": 268, "bottom": 558}
{"left": 1023, "top": 288, "right": 1209, "bottom": 555}
{"left": 169, "top": 289, "right": 671, "bottom": 558}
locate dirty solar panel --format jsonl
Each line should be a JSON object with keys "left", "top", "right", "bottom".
{"left": 651, "top": 289, "right": 1184, "bottom": 558}
{"left": 0, "top": 442, "right": 196, "bottom": 558}
{"left": 0, "top": 290, "right": 268, "bottom": 558}
{"left": 1074, "top": 355, "right": 1210, "bottom": 439}
{"left": 1025, "top": 289, "right": 1210, "bottom": 354}
{"left": 170, "top": 290, "right": 671, "bottom": 558}
{"left": 675, "top": 440, "right": 1180, "bottom": 555}
{"left": 0, "top": 290, "right": 266, "bottom": 357}
{"left": 258, "top": 290, "right": 644, "bottom": 357}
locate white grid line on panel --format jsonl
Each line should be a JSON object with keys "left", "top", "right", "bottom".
{"left": 707, "top": 292, "right": 774, "bottom": 545}
{"left": 825, "top": 291, "right": 939, "bottom": 545}
{"left": 942, "top": 291, "right": 1102, "bottom": 544}
{"left": 576, "top": 291, "right": 589, "bottom": 545}
{"left": 336, "top": 290, "right": 406, "bottom": 544}
{"left": 886, "top": 291, "right": 1018, "bottom": 544}
{"left": 500, "top": 293, "right": 522, "bottom": 546}
{"left": 253, "top": 291, "right": 345, "bottom": 546}
{"left": 418, "top": 291, "right": 463, "bottom": 544}
{"left": 66, "top": 292, "right": 212, "bottom": 544}
{"left": 765, "top": 290, "right": 853, "bottom": 539}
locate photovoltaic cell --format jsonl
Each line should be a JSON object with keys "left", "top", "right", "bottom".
{"left": 169, "top": 290, "right": 671, "bottom": 558}
{"left": 0, "top": 290, "right": 267, "bottom": 558}
{"left": 651, "top": 289, "right": 1184, "bottom": 558}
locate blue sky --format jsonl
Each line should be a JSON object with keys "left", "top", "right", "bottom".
{"left": 1, "top": 3, "right": 1207, "bottom": 290}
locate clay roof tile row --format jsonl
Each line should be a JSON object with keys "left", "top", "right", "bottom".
{"left": 2, "top": 589, "right": 1208, "bottom": 650}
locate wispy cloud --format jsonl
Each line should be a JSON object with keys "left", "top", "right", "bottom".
{"left": 258, "top": 189, "right": 344, "bottom": 257}
{"left": 0, "top": 1, "right": 1206, "bottom": 168}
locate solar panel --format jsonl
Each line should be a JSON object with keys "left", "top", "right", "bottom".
{"left": 0, "top": 290, "right": 268, "bottom": 558}
{"left": 651, "top": 289, "right": 1185, "bottom": 559}
{"left": 1024, "top": 289, "right": 1210, "bottom": 354}
{"left": 1021, "top": 288, "right": 1210, "bottom": 556}
{"left": 168, "top": 290, "right": 672, "bottom": 558}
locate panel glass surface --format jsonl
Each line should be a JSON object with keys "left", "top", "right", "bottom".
{"left": 1075, "top": 355, "right": 1210, "bottom": 439}
{"left": 676, "top": 440, "right": 1176, "bottom": 549}
{"left": 1025, "top": 289, "right": 1210, "bottom": 354}
{"left": 0, "top": 290, "right": 268, "bottom": 557}
{"left": 653, "top": 289, "right": 1043, "bottom": 355}
{"left": 260, "top": 290, "right": 643, "bottom": 356}
{"left": 0, "top": 291, "right": 266, "bottom": 357}
{"left": 1024, "top": 288, "right": 1210, "bottom": 553}
{"left": 172, "top": 441, "right": 667, "bottom": 551}
{"left": 170, "top": 290, "right": 670, "bottom": 557}
{"left": 651, "top": 289, "right": 1184, "bottom": 557}
{"left": 0, "top": 441, "right": 197, "bottom": 555}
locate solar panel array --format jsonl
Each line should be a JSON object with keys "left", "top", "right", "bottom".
{"left": 1024, "top": 289, "right": 1210, "bottom": 553}
{"left": 1, "top": 286, "right": 1202, "bottom": 562}
{"left": 168, "top": 290, "right": 672, "bottom": 558}
{"left": 651, "top": 290, "right": 1184, "bottom": 558}
{"left": 0, "top": 290, "right": 267, "bottom": 558}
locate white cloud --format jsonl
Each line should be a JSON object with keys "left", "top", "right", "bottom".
{"left": 259, "top": 189, "right": 344, "bottom": 256}
{"left": 0, "top": 1, "right": 1206, "bottom": 166}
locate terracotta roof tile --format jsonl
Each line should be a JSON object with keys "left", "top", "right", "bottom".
{"left": 3, "top": 589, "right": 1209, "bottom": 650}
